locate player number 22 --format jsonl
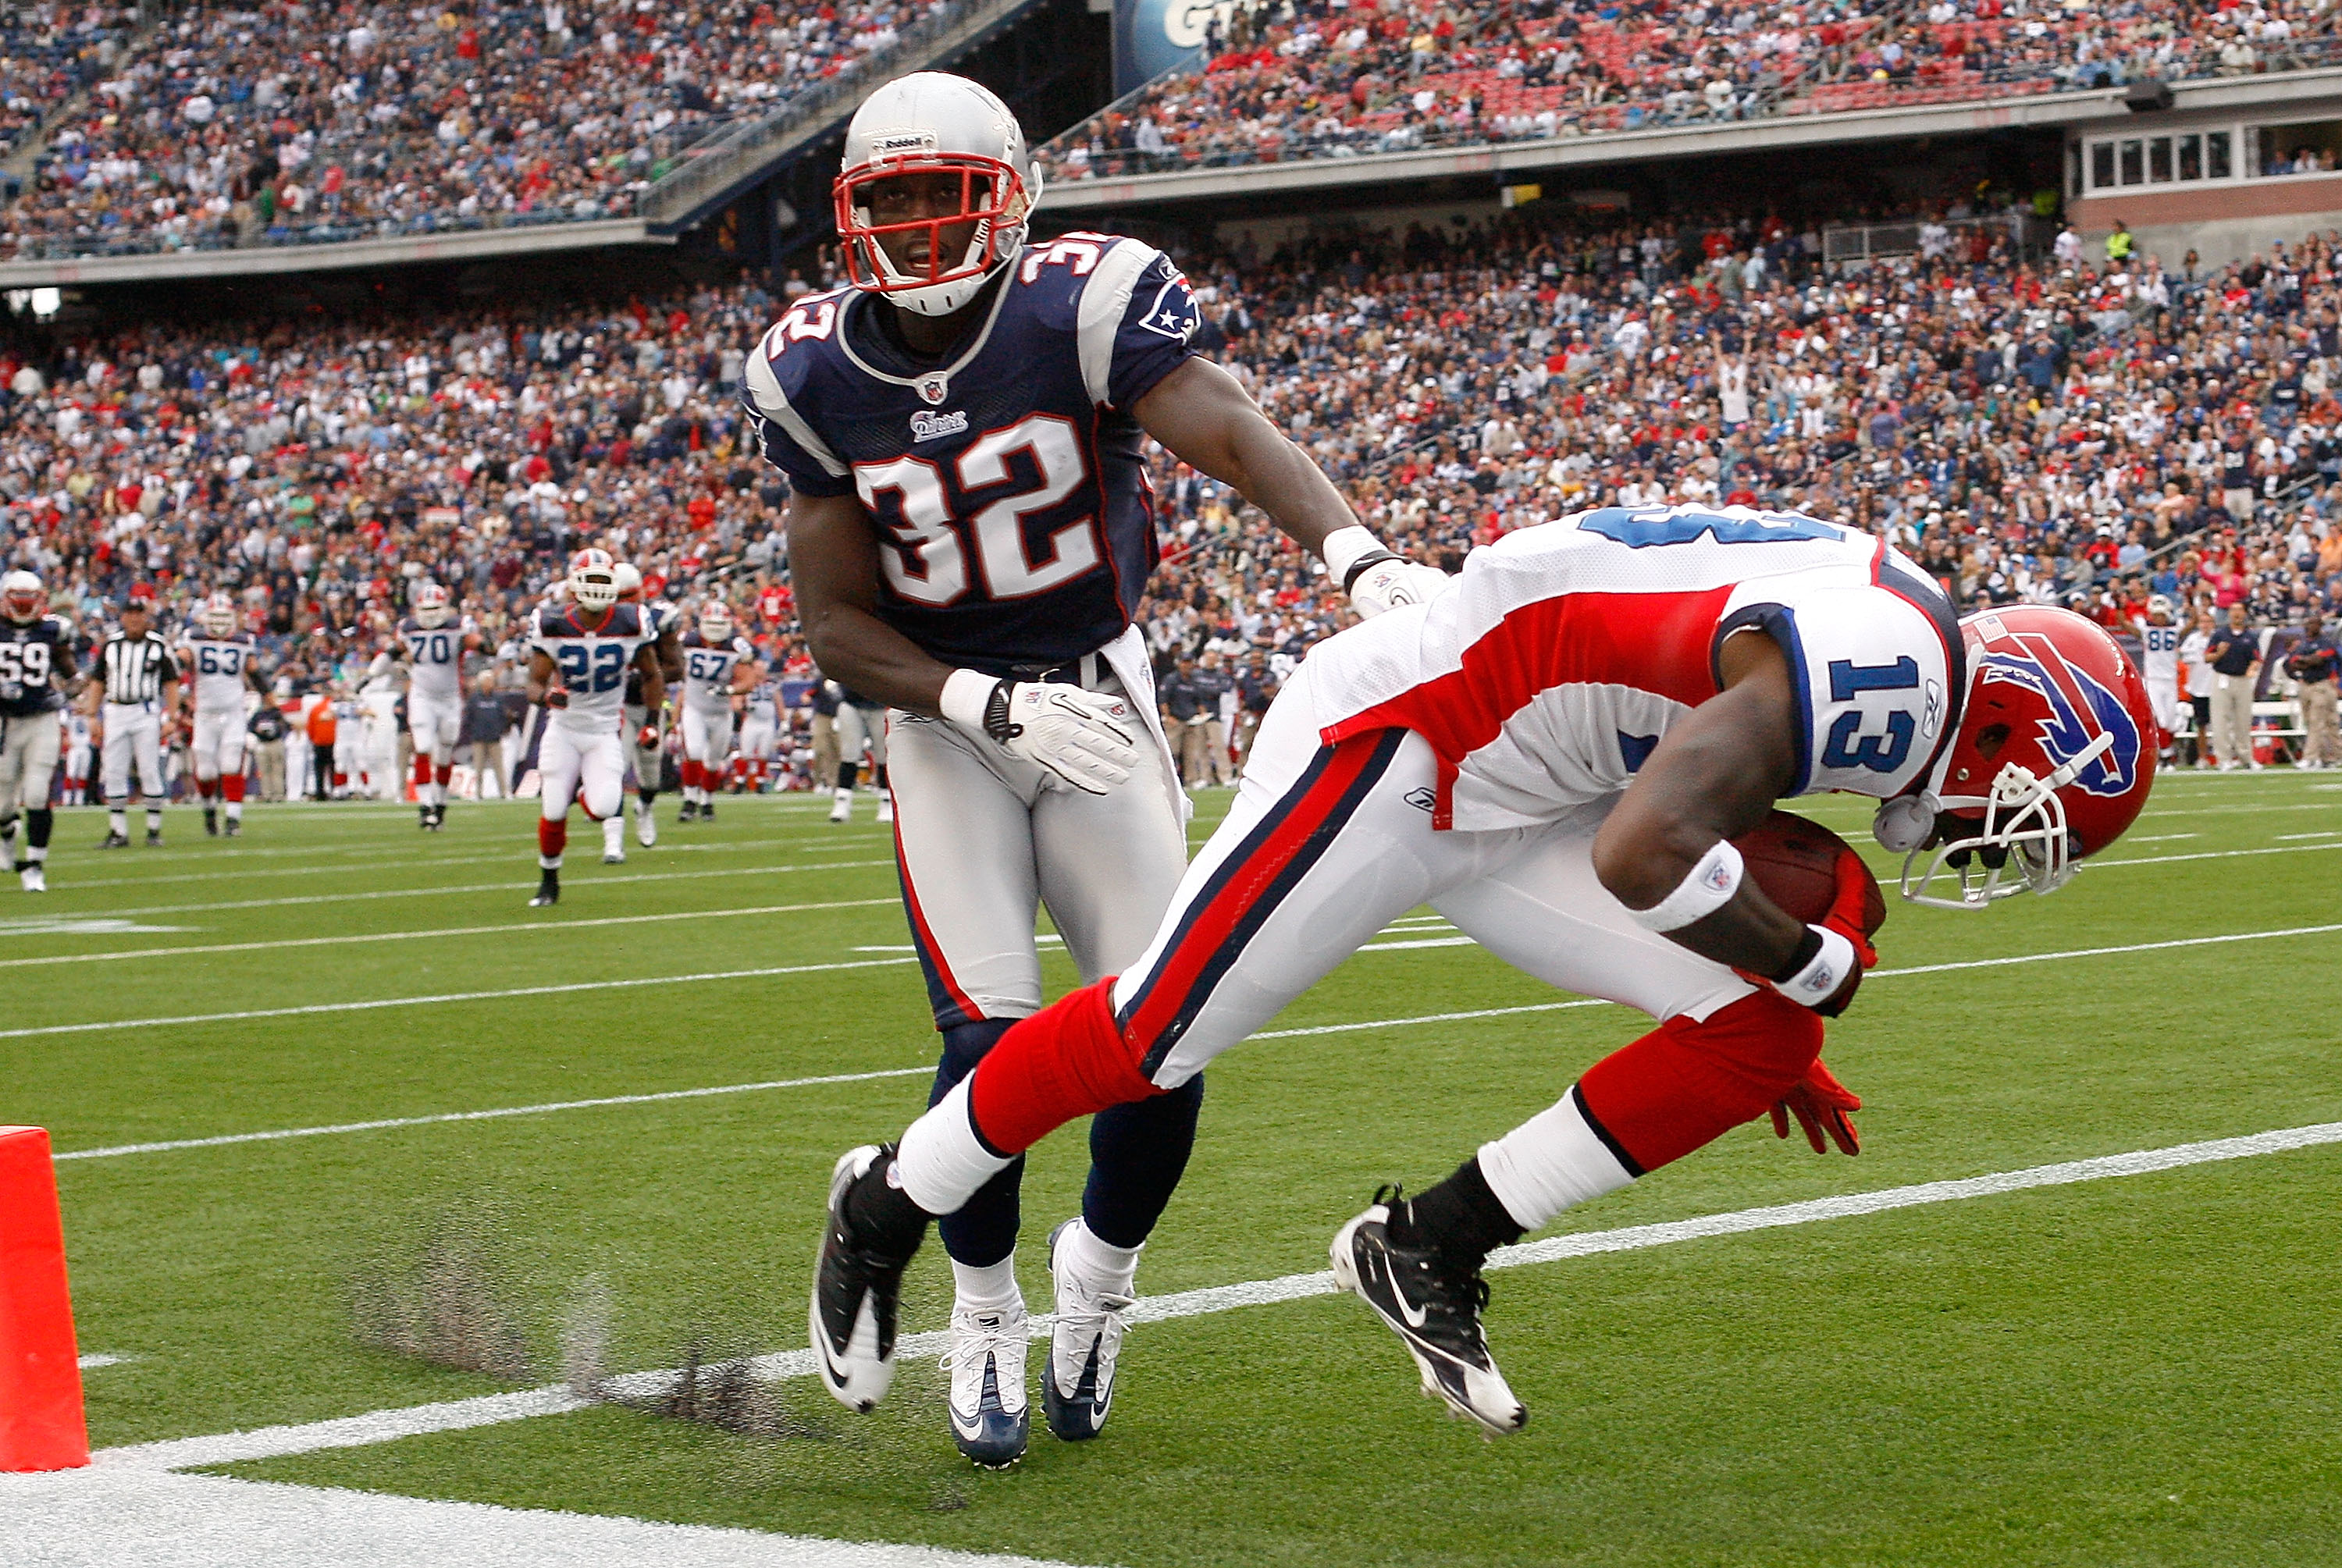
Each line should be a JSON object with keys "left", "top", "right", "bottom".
{"left": 555, "top": 643, "right": 625, "bottom": 693}
{"left": 855, "top": 414, "right": 1099, "bottom": 606}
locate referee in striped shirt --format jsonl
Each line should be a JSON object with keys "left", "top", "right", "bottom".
{"left": 90, "top": 589, "right": 180, "bottom": 847}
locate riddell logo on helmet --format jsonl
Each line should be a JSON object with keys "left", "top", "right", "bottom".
{"left": 870, "top": 130, "right": 937, "bottom": 155}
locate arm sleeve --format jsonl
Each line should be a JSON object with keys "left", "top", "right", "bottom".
{"left": 741, "top": 325, "right": 854, "bottom": 498}
{"left": 1077, "top": 241, "right": 1203, "bottom": 411}
{"left": 1732, "top": 586, "right": 1953, "bottom": 799}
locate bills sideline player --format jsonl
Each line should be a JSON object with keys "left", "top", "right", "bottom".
{"left": 677, "top": 599, "right": 756, "bottom": 822}
{"left": 616, "top": 562, "right": 684, "bottom": 848}
{"left": 2136, "top": 594, "right": 2183, "bottom": 768}
{"left": 813, "top": 504, "right": 2157, "bottom": 1436}
{"left": 525, "top": 549, "right": 667, "bottom": 905}
{"left": 736, "top": 668, "right": 781, "bottom": 793}
{"left": 379, "top": 583, "right": 470, "bottom": 830}
{"left": 178, "top": 592, "right": 265, "bottom": 837}
{"left": 763, "top": 72, "right": 1443, "bottom": 1467}
{"left": 0, "top": 571, "right": 77, "bottom": 888}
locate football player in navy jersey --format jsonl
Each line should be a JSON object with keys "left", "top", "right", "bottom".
{"left": 0, "top": 571, "right": 77, "bottom": 890}
{"left": 766, "top": 73, "right": 1444, "bottom": 1467}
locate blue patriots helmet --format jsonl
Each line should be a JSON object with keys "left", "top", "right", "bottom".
{"left": 1890, "top": 606, "right": 2155, "bottom": 908}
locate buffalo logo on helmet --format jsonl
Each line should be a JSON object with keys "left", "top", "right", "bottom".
{"left": 1970, "top": 617, "right": 2143, "bottom": 799}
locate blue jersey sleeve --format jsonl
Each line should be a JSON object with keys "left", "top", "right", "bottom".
{"left": 742, "top": 306, "right": 857, "bottom": 498}
{"left": 1074, "top": 240, "right": 1201, "bottom": 411}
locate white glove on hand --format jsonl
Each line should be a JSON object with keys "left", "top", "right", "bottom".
{"left": 1346, "top": 556, "right": 1449, "bottom": 618}
{"left": 941, "top": 670, "right": 1140, "bottom": 795}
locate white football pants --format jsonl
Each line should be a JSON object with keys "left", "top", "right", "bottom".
{"left": 409, "top": 695, "right": 461, "bottom": 761}
{"left": 888, "top": 684, "right": 1187, "bottom": 1028}
{"left": 682, "top": 704, "right": 734, "bottom": 766}
{"left": 190, "top": 708, "right": 246, "bottom": 783}
{"left": 0, "top": 712, "right": 61, "bottom": 810}
{"left": 837, "top": 702, "right": 888, "bottom": 772}
{"left": 539, "top": 721, "right": 623, "bottom": 823}
{"left": 101, "top": 702, "right": 166, "bottom": 804}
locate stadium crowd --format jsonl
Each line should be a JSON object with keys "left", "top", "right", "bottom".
{"left": 0, "top": 3, "right": 138, "bottom": 160}
{"left": 1042, "top": 0, "right": 2342, "bottom": 181}
{"left": 10, "top": 193, "right": 2342, "bottom": 802}
{"left": 0, "top": 0, "right": 945, "bottom": 260}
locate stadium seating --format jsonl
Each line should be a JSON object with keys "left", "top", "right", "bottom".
{"left": 0, "top": 0, "right": 950, "bottom": 260}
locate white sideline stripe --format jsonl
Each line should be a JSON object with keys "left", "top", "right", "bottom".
{"left": 76, "top": 860, "right": 896, "bottom": 919}
{"left": 2277, "top": 829, "right": 2342, "bottom": 840}
{"left": 47, "top": 923, "right": 2340, "bottom": 1155}
{"left": 62, "top": 834, "right": 891, "bottom": 887}
{"left": 0, "top": 957, "right": 920, "bottom": 1043}
{"left": 2, "top": 1467, "right": 1093, "bottom": 1568}
{"left": 77, "top": 1353, "right": 128, "bottom": 1370}
{"left": 0, "top": 898, "right": 902, "bottom": 969}
{"left": 99, "top": 1118, "right": 2342, "bottom": 1474}
{"left": 55, "top": 1068, "right": 938, "bottom": 1162}
{"left": 2088, "top": 840, "right": 2342, "bottom": 870}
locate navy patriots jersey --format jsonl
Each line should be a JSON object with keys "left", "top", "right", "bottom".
{"left": 0, "top": 615, "right": 73, "bottom": 716}
{"left": 744, "top": 233, "right": 1201, "bottom": 676}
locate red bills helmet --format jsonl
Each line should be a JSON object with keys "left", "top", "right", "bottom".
{"left": 1, "top": 570, "right": 44, "bottom": 624}
{"left": 413, "top": 582, "right": 454, "bottom": 629}
{"left": 201, "top": 592, "right": 240, "bottom": 638}
{"left": 566, "top": 548, "right": 620, "bottom": 613}
{"left": 834, "top": 73, "right": 1039, "bottom": 317}
{"left": 1881, "top": 606, "right": 2156, "bottom": 908}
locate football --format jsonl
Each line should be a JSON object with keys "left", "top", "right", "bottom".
{"left": 1732, "top": 809, "right": 1888, "bottom": 938}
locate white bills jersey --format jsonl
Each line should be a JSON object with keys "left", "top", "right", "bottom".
{"left": 2138, "top": 621, "right": 2182, "bottom": 687}
{"left": 399, "top": 617, "right": 466, "bottom": 703}
{"left": 530, "top": 600, "right": 657, "bottom": 734}
{"left": 1312, "top": 506, "right": 1964, "bottom": 831}
{"left": 745, "top": 681, "right": 780, "bottom": 727}
{"left": 680, "top": 630, "right": 753, "bottom": 714}
{"left": 180, "top": 636, "right": 257, "bottom": 716}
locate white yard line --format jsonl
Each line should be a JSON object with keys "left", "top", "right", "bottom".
{"left": 73, "top": 861, "right": 897, "bottom": 921}
{"left": 45, "top": 923, "right": 2338, "bottom": 1154}
{"left": 2276, "top": 830, "right": 2342, "bottom": 840}
{"left": 62, "top": 834, "right": 892, "bottom": 886}
{"left": 0, "top": 898, "right": 902, "bottom": 969}
{"left": 77, "top": 1353, "right": 129, "bottom": 1370}
{"left": 0, "top": 958, "right": 920, "bottom": 1044}
{"left": 95, "top": 1118, "right": 2342, "bottom": 1474}
{"left": 2, "top": 1467, "right": 1092, "bottom": 1568}
{"left": 2086, "top": 841, "right": 2342, "bottom": 870}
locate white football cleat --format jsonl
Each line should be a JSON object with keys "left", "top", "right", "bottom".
{"left": 1041, "top": 1219, "right": 1133, "bottom": 1442}
{"left": 875, "top": 795, "right": 895, "bottom": 825}
{"left": 1330, "top": 1193, "right": 1525, "bottom": 1436}
{"left": 19, "top": 864, "right": 44, "bottom": 893}
{"left": 810, "top": 1144, "right": 920, "bottom": 1413}
{"left": 828, "top": 788, "right": 852, "bottom": 824}
{"left": 944, "top": 1302, "right": 1030, "bottom": 1468}
{"left": 635, "top": 799, "right": 657, "bottom": 848}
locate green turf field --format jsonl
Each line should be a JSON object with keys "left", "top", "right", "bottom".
{"left": 19, "top": 773, "right": 2342, "bottom": 1566}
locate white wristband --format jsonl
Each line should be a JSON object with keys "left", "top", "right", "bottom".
{"left": 1625, "top": 840, "right": 1745, "bottom": 932}
{"left": 1771, "top": 924, "right": 1858, "bottom": 1008}
{"left": 1320, "top": 524, "right": 1390, "bottom": 587}
{"left": 938, "top": 667, "right": 997, "bottom": 731}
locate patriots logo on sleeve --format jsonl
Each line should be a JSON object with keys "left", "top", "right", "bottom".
{"left": 1136, "top": 259, "right": 1201, "bottom": 341}
{"left": 1977, "top": 631, "right": 2143, "bottom": 798}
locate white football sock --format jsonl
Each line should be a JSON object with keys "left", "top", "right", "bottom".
{"left": 226, "top": 802, "right": 242, "bottom": 822}
{"left": 895, "top": 1076, "right": 1014, "bottom": 1216}
{"left": 950, "top": 1253, "right": 1023, "bottom": 1316}
{"left": 601, "top": 816, "right": 623, "bottom": 853}
{"left": 1056, "top": 1217, "right": 1142, "bottom": 1298}
{"left": 1475, "top": 1085, "right": 1637, "bottom": 1232}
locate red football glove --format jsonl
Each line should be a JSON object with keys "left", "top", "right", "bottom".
{"left": 638, "top": 724, "right": 660, "bottom": 750}
{"left": 1770, "top": 1058, "right": 1862, "bottom": 1155}
{"left": 1822, "top": 847, "right": 1881, "bottom": 970}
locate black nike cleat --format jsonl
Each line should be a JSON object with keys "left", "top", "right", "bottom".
{"left": 810, "top": 1144, "right": 924, "bottom": 1413}
{"left": 529, "top": 871, "right": 559, "bottom": 907}
{"left": 97, "top": 830, "right": 130, "bottom": 848}
{"left": 1330, "top": 1189, "right": 1525, "bottom": 1435}
{"left": 144, "top": 828, "right": 162, "bottom": 848}
{"left": 678, "top": 799, "right": 698, "bottom": 823}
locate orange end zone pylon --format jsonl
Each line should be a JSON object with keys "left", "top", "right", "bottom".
{"left": 0, "top": 1125, "right": 89, "bottom": 1470}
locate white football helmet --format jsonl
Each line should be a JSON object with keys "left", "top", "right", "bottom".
{"left": 1, "top": 570, "right": 44, "bottom": 624}
{"left": 201, "top": 592, "right": 240, "bottom": 638}
{"left": 834, "top": 72, "right": 1041, "bottom": 317}
{"left": 613, "top": 561, "right": 643, "bottom": 603}
{"left": 699, "top": 601, "right": 735, "bottom": 642}
{"left": 413, "top": 582, "right": 453, "bottom": 629}
{"left": 567, "top": 548, "right": 620, "bottom": 613}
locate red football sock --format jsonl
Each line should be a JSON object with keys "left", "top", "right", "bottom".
{"left": 967, "top": 977, "right": 1163, "bottom": 1154}
{"left": 413, "top": 752, "right": 433, "bottom": 788}
{"left": 434, "top": 763, "right": 452, "bottom": 788}
{"left": 537, "top": 817, "right": 567, "bottom": 859}
{"left": 1575, "top": 990, "right": 1824, "bottom": 1172}
{"left": 197, "top": 777, "right": 217, "bottom": 801}
{"left": 222, "top": 774, "right": 245, "bottom": 803}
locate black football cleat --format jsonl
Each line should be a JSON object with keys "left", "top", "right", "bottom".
{"left": 418, "top": 804, "right": 433, "bottom": 830}
{"left": 1041, "top": 1219, "right": 1132, "bottom": 1442}
{"left": 144, "top": 828, "right": 162, "bottom": 848}
{"left": 203, "top": 806, "right": 219, "bottom": 837}
{"left": 223, "top": 817, "right": 240, "bottom": 837}
{"left": 98, "top": 830, "right": 130, "bottom": 848}
{"left": 529, "top": 871, "right": 559, "bottom": 908}
{"left": 1331, "top": 1189, "right": 1526, "bottom": 1435}
{"left": 810, "top": 1143, "right": 924, "bottom": 1413}
{"left": 678, "top": 799, "right": 698, "bottom": 823}
{"left": 699, "top": 800, "right": 714, "bottom": 822}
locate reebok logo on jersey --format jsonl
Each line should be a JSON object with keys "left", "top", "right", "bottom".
{"left": 911, "top": 408, "right": 969, "bottom": 443}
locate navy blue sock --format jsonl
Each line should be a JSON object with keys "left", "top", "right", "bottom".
{"left": 931, "top": 1019, "right": 1023, "bottom": 1268}
{"left": 1081, "top": 1072, "right": 1205, "bottom": 1250}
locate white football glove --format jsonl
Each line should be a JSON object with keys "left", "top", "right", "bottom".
{"left": 940, "top": 670, "right": 1140, "bottom": 795}
{"left": 1345, "top": 555, "right": 1449, "bottom": 618}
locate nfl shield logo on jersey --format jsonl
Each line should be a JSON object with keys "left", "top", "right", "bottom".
{"left": 917, "top": 373, "right": 950, "bottom": 406}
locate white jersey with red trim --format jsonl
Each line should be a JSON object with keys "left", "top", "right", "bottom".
{"left": 679, "top": 630, "right": 752, "bottom": 715}
{"left": 180, "top": 636, "right": 257, "bottom": 716}
{"left": 1312, "top": 506, "right": 1964, "bottom": 830}
{"left": 529, "top": 600, "right": 657, "bottom": 734}
{"left": 398, "top": 617, "right": 466, "bottom": 704}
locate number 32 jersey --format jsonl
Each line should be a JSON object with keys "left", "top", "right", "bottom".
{"left": 743, "top": 233, "right": 1201, "bottom": 675}
{"left": 530, "top": 601, "right": 655, "bottom": 734}
{"left": 1312, "top": 507, "right": 1966, "bottom": 831}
